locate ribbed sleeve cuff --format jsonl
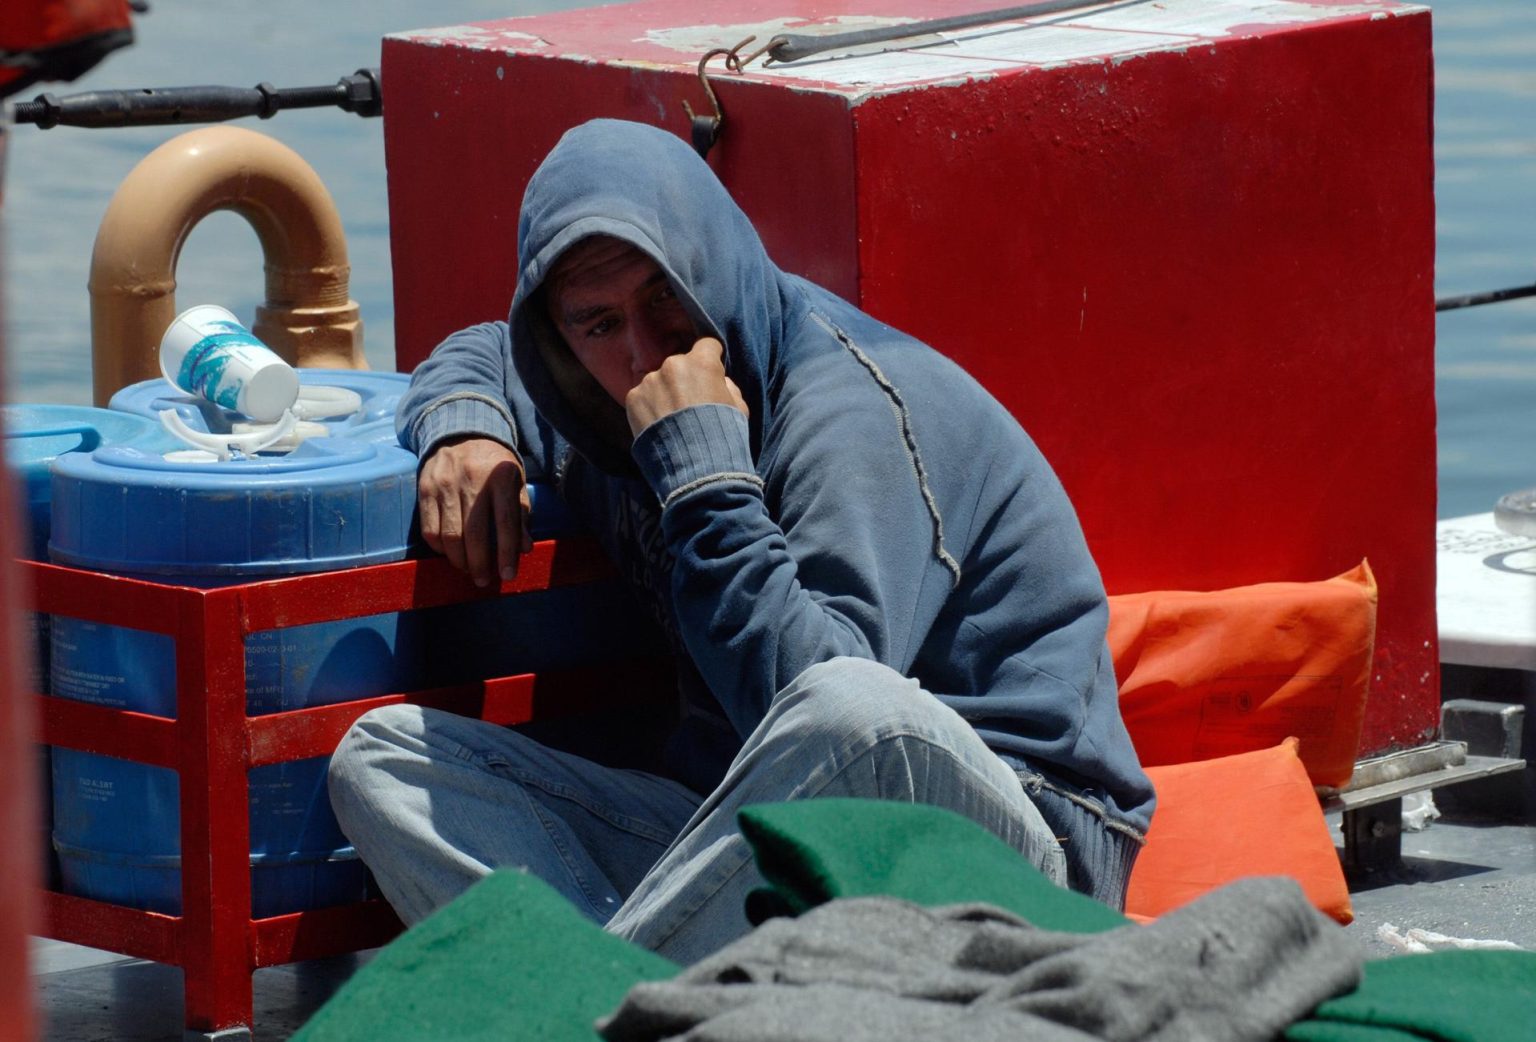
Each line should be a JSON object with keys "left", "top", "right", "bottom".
{"left": 631, "top": 404, "right": 759, "bottom": 508}
{"left": 408, "top": 393, "right": 517, "bottom": 458}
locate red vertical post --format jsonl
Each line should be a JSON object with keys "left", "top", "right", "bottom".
{"left": 177, "top": 588, "right": 255, "bottom": 1034}
{"left": 0, "top": 176, "right": 38, "bottom": 1042}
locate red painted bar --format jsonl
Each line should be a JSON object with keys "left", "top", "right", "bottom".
{"left": 38, "top": 891, "right": 181, "bottom": 966}
{"left": 36, "top": 696, "right": 178, "bottom": 766}
{"left": 21, "top": 559, "right": 191, "bottom": 632}
{"left": 0, "top": 233, "right": 35, "bottom": 1041}
{"left": 251, "top": 900, "right": 403, "bottom": 968}
{"left": 231, "top": 538, "right": 615, "bottom": 631}
{"left": 176, "top": 593, "right": 256, "bottom": 1034}
{"left": 383, "top": 0, "right": 1437, "bottom": 756}
{"left": 245, "top": 659, "right": 673, "bottom": 766}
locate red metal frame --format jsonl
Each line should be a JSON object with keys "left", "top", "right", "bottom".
{"left": 25, "top": 536, "right": 669, "bottom": 1037}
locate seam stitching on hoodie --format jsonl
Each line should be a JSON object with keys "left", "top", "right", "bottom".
{"left": 662, "top": 471, "right": 765, "bottom": 511}
{"left": 814, "top": 315, "right": 962, "bottom": 587}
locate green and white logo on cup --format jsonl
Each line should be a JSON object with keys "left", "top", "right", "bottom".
{"left": 160, "top": 305, "right": 299, "bottom": 422}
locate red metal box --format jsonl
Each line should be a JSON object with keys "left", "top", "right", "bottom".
{"left": 381, "top": 0, "right": 1437, "bottom": 755}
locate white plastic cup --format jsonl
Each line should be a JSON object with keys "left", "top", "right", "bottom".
{"left": 159, "top": 305, "right": 299, "bottom": 422}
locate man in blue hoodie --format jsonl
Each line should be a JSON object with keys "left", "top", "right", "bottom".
{"left": 328, "top": 119, "right": 1154, "bottom": 963}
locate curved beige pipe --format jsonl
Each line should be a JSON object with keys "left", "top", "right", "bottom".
{"left": 89, "top": 125, "right": 367, "bottom": 407}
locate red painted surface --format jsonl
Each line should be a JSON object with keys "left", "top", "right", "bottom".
{"left": 26, "top": 546, "right": 669, "bottom": 1036}
{"left": 0, "top": 0, "right": 134, "bottom": 97}
{"left": 383, "top": 0, "right": 1437, "bottom": 755}
{"left": 0, "top": 213, "right": 35, "bottom": 1042}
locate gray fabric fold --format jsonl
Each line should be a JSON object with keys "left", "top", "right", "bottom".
{"left": 599, "top": 877, "right": 1361, "bottom": 1042}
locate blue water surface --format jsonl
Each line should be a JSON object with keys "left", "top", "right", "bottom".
{"left": 2, "top": 0, "right": 1532, "bottom": 518}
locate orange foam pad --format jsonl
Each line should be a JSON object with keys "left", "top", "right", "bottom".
{"left": 1107, "top": 561, "right": 1377, "bottom": 788}
{"left": 1125, "top": 738, "right": 1351, "bottom": 924}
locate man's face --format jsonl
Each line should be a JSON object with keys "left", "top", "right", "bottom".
{"left": 545, "top": 237, "right": 699, "bottom": 405}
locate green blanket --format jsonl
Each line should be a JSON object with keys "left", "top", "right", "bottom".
{"left": 1285, "top": 948, "right": 1536, "bottom": 1042}
{"left": 296, "top": 799, "right": 1534, "bottom": 1042}
{"left": 737, "top": 797, "right": 1129, "bottom": 933}
{"left": 290, "top": 869, "right": 677, "bottom": 1042}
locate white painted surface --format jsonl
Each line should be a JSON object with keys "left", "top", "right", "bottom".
{"left": 772, "top": 25, "right": 1184, "bottom": 87}
{"left": 1437, "top": 512, "right": 1536, "bottom": 670}
{"left": 642, "top": 15, "right": 920, "bottom": 55}
{"left": 390, "top": 24, "right": 551, "bottom": 47}
{"left": 675, "top": 0, "right": 1431, "bottom": 89}
{"left": 1063, "top": 0, "right": 1400, "bottom": 37}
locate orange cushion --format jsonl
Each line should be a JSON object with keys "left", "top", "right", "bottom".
{"left": 1125, "top": 738, "right": 1352, "bottom": 924}
{"left": 1107, "top": 562, "right": 1377, "bottom": 788}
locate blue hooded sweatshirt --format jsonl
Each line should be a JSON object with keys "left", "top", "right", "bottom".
{"left": 397, "top": 119, "right": 1155, "bottom": 838}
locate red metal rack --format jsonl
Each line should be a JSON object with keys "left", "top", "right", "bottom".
{"left": 24, "top": 537, "right": 671, "bottom": 1040}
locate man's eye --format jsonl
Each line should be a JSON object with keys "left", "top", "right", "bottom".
{"left": 654, "top": 284, "right": 677, "bottom": 305}
{"left": 586, "top": 318, "right": 616, "bottom": 338}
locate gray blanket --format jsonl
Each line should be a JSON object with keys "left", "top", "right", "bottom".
{"left": 598, "top": 876, "right": 1360, "bottom": 1042}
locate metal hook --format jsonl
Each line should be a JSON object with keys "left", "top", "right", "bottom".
{"left": 727, "top": 35, "right": 786, "bottom": 72}
{"left": 681, "top": 40, "right": 746, "bottom": 159}
{"left": 680, "top": 34, "right": 793, "bottom": 160}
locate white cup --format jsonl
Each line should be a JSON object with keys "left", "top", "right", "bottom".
{"left": 159, "top": 305, "right": 299, "bottom": 422}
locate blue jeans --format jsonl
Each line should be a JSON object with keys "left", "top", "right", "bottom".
{"left": 328, "top": 657, "right": 1070, "bottom": 963}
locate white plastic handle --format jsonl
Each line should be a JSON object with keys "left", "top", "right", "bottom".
{"left": 158, "top": 408, "right": 297, "bottom": 460}
{"left": 292, "top": 385, "right": 364, "bottom": 421}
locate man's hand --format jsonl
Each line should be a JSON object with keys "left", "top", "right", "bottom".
{"left": 624, "top": 337, "right": 749, "bottom": 438}
{"left": 417, "top": 436, "right": 533, "bottom": 587}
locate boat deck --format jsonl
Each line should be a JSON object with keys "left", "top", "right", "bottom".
{"left": 31, "top": 812, "right": 1536, "bottom": 1041}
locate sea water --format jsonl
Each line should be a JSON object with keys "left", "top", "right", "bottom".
{"left": 1, "top": 0, "right": 1532, "bottom": 519}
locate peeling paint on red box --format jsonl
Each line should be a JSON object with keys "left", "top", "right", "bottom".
{"left": 383, "top": 0, "right": 1437, "bottom": 755}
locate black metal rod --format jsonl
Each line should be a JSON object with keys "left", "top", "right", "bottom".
{"left": 768, "top": 0, "right": 1138, "bottom": 64}
{"left": 1436, "top": 282, "right": 1536, "bottom": 312}
{"left": 9, "top": 69, "right": 381, "bottom": 129}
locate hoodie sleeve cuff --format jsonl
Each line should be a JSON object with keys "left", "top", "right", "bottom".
{"left": 631, "top": 404, "right": 760, "bottom": 508}
{"left": 406, "top": 393, "right": 518, "bottom": 459}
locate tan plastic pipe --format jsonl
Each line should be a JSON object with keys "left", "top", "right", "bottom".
{"left": 89, "top": 125, "right": 368, "bottom": 407}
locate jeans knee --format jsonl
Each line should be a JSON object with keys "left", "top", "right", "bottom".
{"left": 778, "top": 656, "right": 960, "bottom": 746}
{"left": 328, "top": 704, "right": 420, "bottom": 803}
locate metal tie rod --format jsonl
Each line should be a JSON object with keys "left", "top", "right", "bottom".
{"left": 1436, "top": 281, "right": 1536, "bottom": 312}
{"left": 760, "top": 0, "right": 1138, "bottom": 65}
{"left": 8, "top": 68, "right": 382, "bottom": 129}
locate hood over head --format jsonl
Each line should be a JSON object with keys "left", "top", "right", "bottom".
{"left": 510, "top": 118, "right": 785, "bottom": 474}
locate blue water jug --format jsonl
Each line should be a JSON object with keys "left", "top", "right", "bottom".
{"left": 2, "top": 405, "right": 178, "bottom": 561}
{"left": 47, "top": 437, "right": 419, "bottom": 916}
{"left": 2, "top": 405, "right": 180, "bottom": 889}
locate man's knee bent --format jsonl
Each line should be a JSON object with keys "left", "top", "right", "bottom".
{"left": 327, "top": 704, "right": 424, "bottom": 809}
{"left": 774, "top": 656, "right": 969, "bottom": 747}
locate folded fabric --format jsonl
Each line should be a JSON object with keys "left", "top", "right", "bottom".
{"left": 1108, "top": 562, "right": 1377, "bottom": 787}
{"left": 1284, "top": 949, "right": 1536, "bottom": 1042}
{"left": 736, "top": 797, "right": 1129, "bottom": 934}
{"left": 292, "top": 869, "right": 679, "bottom": 1042}
{"left": 599, "top": 876, "right": 1362, "bottom": 1042}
